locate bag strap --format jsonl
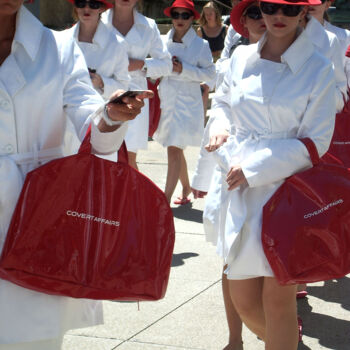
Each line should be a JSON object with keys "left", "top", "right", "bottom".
{"left": 78, "top": 124, "right": 129, "bottom": 164}
{"left": 299, "top": 138, "right": 320, "bottom": 166}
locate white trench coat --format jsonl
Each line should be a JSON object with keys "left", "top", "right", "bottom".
{"left": 102, "top": 9, "right": 172, "bottom": 152}
{"left": 153, "top": 28, "right": 216, "bottom": 149}
{"left": 0, "top": 6, "right": 128, "bottom": 344}
{"left": 204, "top": 31, "right": 336, "bottom": 279}
{"left": 63, "top": 20, "right": 130, "bottom": 99}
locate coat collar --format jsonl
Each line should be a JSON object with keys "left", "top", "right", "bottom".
{"left": 72, "top": 21, "right": 110, "bottom": 49}
{"left": 304, "top": 15, "right": 329, "bottom": 50}
{"left": 13, "top": 6, "right": 43, "bottom": 62}
{"left": 257, "top": 29, "right": 314, "bottom": 75}
{"left": 167, "top": 27, "right": 197, "bottom": 47}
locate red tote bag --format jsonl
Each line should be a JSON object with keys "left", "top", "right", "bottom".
{"left": 0, "top": 131, "right": 175, "bottom": 301}
{"left": 327, "top": 92, "right": 350, "bottom": 167}
{"left": 262, "top": 138, "right": 350, "bottom": 285}
{"left": 147, "top": 78, "right": 161, "bottom": 138}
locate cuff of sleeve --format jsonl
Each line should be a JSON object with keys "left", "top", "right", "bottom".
{"left": 90, "top": 115, "right": 128, "bottom": 154}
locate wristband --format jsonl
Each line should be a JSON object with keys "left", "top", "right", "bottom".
{"left": 101, "top": 104, "right": 124, "bottom": 126}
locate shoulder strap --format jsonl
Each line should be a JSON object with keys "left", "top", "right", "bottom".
{"left": 299, "top": 138, "right": 320, "bottom": 166}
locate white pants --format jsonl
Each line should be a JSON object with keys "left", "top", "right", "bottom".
{"left": 0, "top": 337, "right": 63, "bottom": 350}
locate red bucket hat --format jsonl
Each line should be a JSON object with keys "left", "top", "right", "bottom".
{"left": 164, "top": 0, "right": 201, "bottom": 20}
{"left": 230, "top": 0, "right": 259, "bottom": 38}
{"left": 66, "top": 0, "right": 114, "bottom": 9}
{"left": 258, "top": 0, "right": 321, "bottom": 5}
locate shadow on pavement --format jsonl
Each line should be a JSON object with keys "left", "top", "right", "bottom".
{"left": 171, "top": 252, "right": 199, "bottom": 267}
{"left": 297, "top": 278, "right": 350, "bottom": 350}
{"left": 171, "top": 205, "right": 203, "bottom": 223}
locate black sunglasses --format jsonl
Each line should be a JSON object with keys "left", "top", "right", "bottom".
{"left": 74, "top": 0, "right": 104, "bottom": 9}
{"left": 244, "top": 6, "right": 263, "bottom": 20}
{"left": 171, "top": 11, "right": 193, "bottom": 20}
{"left": 260, "top": 2, "right": 303, "bottom": 17}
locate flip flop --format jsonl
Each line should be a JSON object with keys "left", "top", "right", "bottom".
{"left": 173, "top": 197, "right": 191, "bottom": 205}
{"left": 296, "top": 290, "right": 308, "bottom": 299}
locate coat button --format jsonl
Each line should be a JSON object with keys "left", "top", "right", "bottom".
{"left": 0, "top": 99, "right": 10, "bottom": 110}
{"left": 4, "top": 144, "right": 14, "bottom": 153}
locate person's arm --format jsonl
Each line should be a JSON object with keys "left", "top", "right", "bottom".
{"left": 143, "top": 20, "right": 172, "bottom": 79}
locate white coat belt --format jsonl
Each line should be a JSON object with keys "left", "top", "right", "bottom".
{"left": 0, "top": 147, "right": 63, "bottom": 253}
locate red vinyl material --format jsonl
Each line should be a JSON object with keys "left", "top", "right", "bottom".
{"left": 262, "top": 138, "right": 350, "bottom": 285}
{"left": 0, "top": 131, "right": 175, "bottom": 300}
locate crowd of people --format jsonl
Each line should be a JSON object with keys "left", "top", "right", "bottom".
{"left": 0, "top": 0, "right": 349, "bottom": 349}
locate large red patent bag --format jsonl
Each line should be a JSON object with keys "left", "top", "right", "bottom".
{"left": 262, "top": 138, "right": 350, "bottom": 285}
{"left": 0, "top": 131, "right": 175, "bottom": 301}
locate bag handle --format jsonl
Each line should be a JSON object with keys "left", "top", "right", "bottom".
{"left": 78, "top": 124, "right": 129, "bottom": 164}
{"left": 299, "top": 138, "right": 320, "bottom": 166}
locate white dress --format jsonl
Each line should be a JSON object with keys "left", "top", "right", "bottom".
{"left": 203, "top": 31, "right": 336, "bottom": 279}
{"left": 63, "top": 20, "right": 130, "bottom": 99}
{"left": 153, "top": 28, "right": 216, "bottom": 149}
{"left": 0, "top": 6, "right": 128, "bottom": 345}
{"left": 101, "top": 9, "right": 172, "bottom": 152}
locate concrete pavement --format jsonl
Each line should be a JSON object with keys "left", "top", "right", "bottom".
{"left": 63, "top": 140, "right": 350, "bottom": 350}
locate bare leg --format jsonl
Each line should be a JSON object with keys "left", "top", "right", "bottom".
{"left": 127, "top": 151, "right": 138, "bottom": 170}
{"left": 201, "top": 83, "right": 210, "bottom": 123}
{"left": 263, "top": 277, "right": 298, "bottom": 350}
{"left": 229, "top": 278, "right": 266, "bottom": 340}
{"left": 222, "top": 267, "right": 243, "bottom": 350}
{"left": 164, "top": 146, "right": 182, "bottom": 203}
{"left": 178, "top": 152, "right": 191, "bottom": 199}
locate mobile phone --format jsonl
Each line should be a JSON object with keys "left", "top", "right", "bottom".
{"left": 173, "top": 56, "right": 180, "bottom": 63}
{"left": 88, "top": 68, "right": 96, "bottom": 73}
{"left": 108, "top": 90, "right": 148, "bottom": 104}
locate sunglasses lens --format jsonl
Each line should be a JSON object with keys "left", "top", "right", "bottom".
{"left": 181, "top": 13, "right": 192, "bottom": 20}
{"left": 260, "top": 2, "right": 302, "bottom": 17}
{"left": 283, "top": 5, "right": 302, "bottom": 16}
{"left": 89, "top": 1, "right": 102, "bottom": 9}
{"left": 74, "top": 0, "right": 86, "bottom": 8}
{"left": 245, "top": 6, "right": 262, "bottom": 20}
{"left": 171, "top": 11, "right": 180, "bottom": 19}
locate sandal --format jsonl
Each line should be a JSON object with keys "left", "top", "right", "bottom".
{"left": 173, "top": 197, "right": 191, "bottom": 205}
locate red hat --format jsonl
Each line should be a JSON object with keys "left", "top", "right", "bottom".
{"left": 258, "top": 0, "right": 321, "bottom": 5}
{"left": 66, "top": 0, "right": 114, "bottom": 9}
{"left": 230, "top": 0, "right": 259, "bottom": 38}
{"left": 164, "top": 0, "right": 200, "bottom": 20}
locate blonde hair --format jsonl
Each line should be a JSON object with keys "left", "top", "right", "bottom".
{"left": 199, "top": 1, "right": 222, "bottom": 27}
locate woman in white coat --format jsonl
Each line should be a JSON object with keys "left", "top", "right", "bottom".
{"left": 64, "top": 0, "right": 130, "bottom": 99}
{"left": 153, "top": 0, "right": 216, "bottom": 204}
{"left": 0, "top": 2, "right": 149, "bottom": 349}
{"left": 204, "top": 0, "right": 336, "bottom": 348}
{"left": 101, "top": 0, "right": 172, "bottom": 169}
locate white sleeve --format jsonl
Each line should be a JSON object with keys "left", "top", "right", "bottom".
{"left": 61, "top": 37, "right": 127, "bottom": 155}
{"left": 241, "top": 62, "right": 336, "bottom": 188}
{"left": 329, "top": 36, "right": 347, "bottom": 112}
{"left": 101, "top": 41, "right": 130, "bottom": 99}
{"left": 220, "top": 25, "right": 239, "bottom": 60}
{"left": 180, "top": 41, "right": 216, "bottom": 83}
{"left": 144, "top": 21, "right": 172, "bottom": 79}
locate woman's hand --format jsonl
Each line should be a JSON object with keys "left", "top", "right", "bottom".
{"left": 98, "top": 90, "right": 154, "bottom": 132}
{"left": 205, "top": 130, "right": 230, "bottom": 152}
{"left": 90, "top": 72, "right": 104, "bottom": 92}
{"left": 128, "top": 59, "right": 145, "bottom": 72}
{"left": 191, "top": 187, "right": 208, "bottom": 199}
{"left": 172, "top": 56, "right": 183, "bottom": 74}
{"left": 226, "top": 165, "right": 248, "bottom": 191}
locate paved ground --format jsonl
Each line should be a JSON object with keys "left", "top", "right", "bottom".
{"left": 63, "top": 140, "right": 350, "bottom": 350}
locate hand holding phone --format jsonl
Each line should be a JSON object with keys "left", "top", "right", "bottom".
{"left": 108, "top": 90, "right": 152, "bottom": 104}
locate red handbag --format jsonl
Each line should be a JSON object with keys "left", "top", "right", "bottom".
{"left": 0, "top": 131, "right": 175, "bottom": 301}
{"left": 147, "top": 78, "right": 161, "bottom": 138}
{"left": 327, "top": 92, "right": 350, "bottom": 167}
{"left": 262, "top": 138, "right": 350, "bottom": 285}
